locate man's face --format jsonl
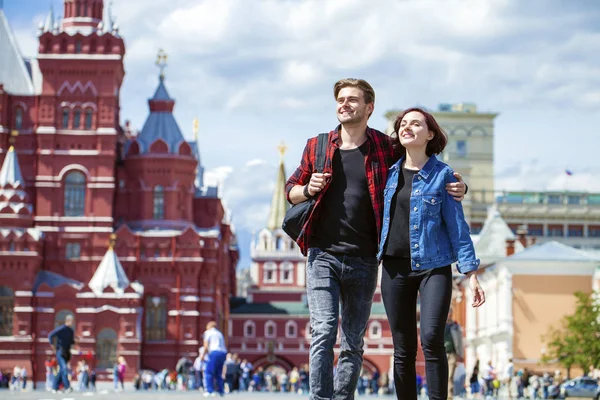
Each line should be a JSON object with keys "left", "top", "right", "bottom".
{"left": 336, "top": 87, "right": 373, "bottom": 126}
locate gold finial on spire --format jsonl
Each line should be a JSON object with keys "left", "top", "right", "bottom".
{"left": 156, "top": 48, "right": 168, "bottom": 79}
{"left": 193, "top": 118, "right": 199, "bottom": 141}
{"left": 9, "top": 129, "right": 18, "bottom": 144}
{"left": 277, "top": 142, "right": 287, "bottom": 159}
{"left": 108, "top": 233, "right": 117, "bottom": 250}
{"left": 8, "top": 145, "right": 14, "bottom": 152}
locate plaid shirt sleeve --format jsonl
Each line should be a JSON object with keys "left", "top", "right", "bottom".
{"left": 285, "top": 137, "right": 316, "bottom": 203}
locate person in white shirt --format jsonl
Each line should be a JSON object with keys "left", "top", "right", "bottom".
{"left": 199, "top": 321, "right": 227, "bottom": 397}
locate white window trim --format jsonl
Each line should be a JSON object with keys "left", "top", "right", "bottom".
{"left": 279, "top": 262, "right": 294, "bottom": 284}
{"left": 263, "top": 262, "right": 277, "bottom": 284}
{"left": 243, "top": 320, "right": 255, "bottom": 338}
{"left": 369, "top": 321, "right": 382, "bottom": 339}
{"left": 285, "top": 321, "right": 297, "bottom": 339}
{"left": 265, "top": 320, "right": 277, "bottom": 339}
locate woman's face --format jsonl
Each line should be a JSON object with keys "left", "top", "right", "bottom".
{"left": 398, "top": 111, "right": 433, "bottom": 150}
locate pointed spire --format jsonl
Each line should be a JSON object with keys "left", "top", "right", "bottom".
{"left": 88, "top": 237, "right": 131, "bottom": 296}
{"left": 193, "top": 118, "right": 204, "bottom": 189}
{"left": 43, "top": 5, "right": 54, "bottom": 33}
{"left": 0, "top": 146, "right": 25, "bottom": 188}
{"left": 266, "top": 142, "right": 290, "bottom": 231}
{"left": 102, "top": 0, "right": 114, "bottom": 32}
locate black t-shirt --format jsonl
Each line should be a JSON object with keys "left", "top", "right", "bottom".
{"left": 310, "top": 142, "right": 377, "bottom": 257}
{"left": 384, "top": 167, "right": 417, "bottom": 258}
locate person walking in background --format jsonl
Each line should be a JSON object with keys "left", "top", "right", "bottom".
{"left": 223, "top": 353, "right": 236, "bottom": 393}
{"left": 117, "top": 356, "right": 127, "bottom": 391}
{"left": 194, "top": 348, "right": 206, "bottom": 391}
{"left": 48, "top": 314, "right": 77, "bottom": 394}
{"left": 445, "top": 307, "right": 464, "bottom": 399}
{"left": 505, "top": 358, "right": 515, "bottom": 399}
{"left": 199, "top": 321, "right": 227, "bottom": 397}
{"left": 45, "top": 356, "right": 57, "bottom": 391}
{"left": 470, "top": 360, "right": 480, "bottom": 398}
{"left": 483, "top": 361, "right": 496, "bottom": 397}
{"left": 379, "top": 107, "right": 484, "bottom": 400}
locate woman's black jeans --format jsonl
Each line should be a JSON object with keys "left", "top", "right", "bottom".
{"left": 381, "top": 258, "right": 453, "bottom": 400}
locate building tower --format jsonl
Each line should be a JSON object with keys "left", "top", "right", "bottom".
{"left": 35, "top": 0, "right": 125, "bottom": 281}
{"left": 250, "top": 143, "right": 306, "bottom": 296}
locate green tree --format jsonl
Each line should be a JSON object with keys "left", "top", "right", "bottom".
{"left": 542, "top": 291, "right": 600, "bottom": 377}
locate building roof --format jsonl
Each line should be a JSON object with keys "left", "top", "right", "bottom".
{"left": 33, "top": 270, "right": 84, "bottom": 293}
{"left": 508, "top": 241, "right": 600, "bottom": 262}
{"left": 230, "top": 300, "right": 387, "bottom": 316}
{"left": 135, "top": 76, "right": 186, "bottom": 155}
{"left": 266, "top": 157, "right": 289, "bottom": 231}
{"left": 0, "top": 10, "right": 36, "bottom": 95}
{"left": 475, "top": 205, "right": 524, "bottom": 264}
{"left": 88, "top": 247, "right": 131, "bottom": 295}
{"left": 0, "top": 147, "right": 24, "bottom": 188}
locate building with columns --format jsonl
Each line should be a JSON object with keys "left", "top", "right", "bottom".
{"left": 228, "top": 146, "right": 426, "bottom": 378}
{"left": 0, "top": 1, "right": 238, "bottom": 382}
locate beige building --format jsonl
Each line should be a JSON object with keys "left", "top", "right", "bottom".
{"left": 462, "top": 237, "right": 599, "bottom": 377}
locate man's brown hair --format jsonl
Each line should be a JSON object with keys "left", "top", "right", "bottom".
{"left": 333, "top": 78, "right": 375, "bottom": 105}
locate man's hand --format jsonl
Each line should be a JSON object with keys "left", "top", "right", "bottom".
{"left": 446, "top": 172, "right": 466, "bottom": 201}
{"left": 306, "top": 172, "right": 331, "bottom": 197}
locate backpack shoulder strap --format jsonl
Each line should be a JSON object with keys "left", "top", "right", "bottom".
{"left": 315, "top": 133, "right": 328, "bottom": 173}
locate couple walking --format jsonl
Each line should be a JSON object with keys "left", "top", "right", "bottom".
{"left": 285, "top": 78, "right": 486, "bottom": 400}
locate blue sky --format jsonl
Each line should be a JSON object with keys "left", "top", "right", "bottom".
{"left": 5, "top": 0, "right": 600, "bottom": 269}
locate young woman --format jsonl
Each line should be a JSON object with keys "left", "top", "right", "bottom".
{"left": 378, "top": 107, "right": 486, "bottom": 400}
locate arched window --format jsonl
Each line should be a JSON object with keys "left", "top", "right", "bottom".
{"left": 75, "top": 40, "right": 82, "bottom": 54}
{"left": 84, "top": 109, "right": 93, "bottom": 130}
{"left": 54, "top": 309, "right": 75, "bottom": 328}
{"left": 369, "top": 321, "right": 382, "bottom": 339}
{"left": 243, "top": 320, "right": 255, "bottom": 338}
{"left": 73, "top": 109, "right": 81, "bottom": 129}
{"left": 276, "top": 236, "right": 284, "bottom": 250}
{"left": 14, "top": 107, "right": 23, "bottom": 129}
{"left": 96, "top": 328, "right": 117, "bottom": 369}
{"left": 153, "top": 185, "right": 164, "bottom": 219}
{"left": 280, "top": 262, "right": 294, "bottom": 284}
{"left": 145, "top": 295, "right": 167, "bottom": 341}
{"left": 83, "top": 2, "right": 88, "bottom": 16}
{"left": 285, "top": 321, "right": 297, "bottom": 338}
{"left": 263, "top": 262, "right": 277, "bottom": 284}
{"left": 265, "top": 320, "right": 276, "bottom": 338}
{"left": 64, "top": 171, "right": 86, "bottom": 216}
{"left": 62, "top": 108, "right": 69, "bottom": 128}
{"left": 0, "top": 287, "right": 14, "bottom": 336}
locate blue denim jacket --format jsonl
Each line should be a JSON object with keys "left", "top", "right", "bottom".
{"left": 377, "top": 155, "right": 480, "bottom": 274}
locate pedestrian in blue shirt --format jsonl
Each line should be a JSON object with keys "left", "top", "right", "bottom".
{"left": 378, "top": 108, "right": 486, "bottom": 400}
{"left": 48, "top": 314, "right": 77, "bottom": 394}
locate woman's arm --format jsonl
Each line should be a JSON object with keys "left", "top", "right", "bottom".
{"left": 441, "top": 169, "right": 479, "bottom": 274}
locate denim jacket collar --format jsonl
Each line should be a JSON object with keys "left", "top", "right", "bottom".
{"left": 390, "top": 154, "right": 439, "bottom": 180}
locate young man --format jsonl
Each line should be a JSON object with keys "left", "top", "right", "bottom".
{"left": 48, "top": 314, "right": 77, "bottom": 394}
{"left": 286, "top": 78, "right": 466, "bottom": 399}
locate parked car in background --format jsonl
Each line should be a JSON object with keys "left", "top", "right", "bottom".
{"left": 559, "top": 377, "right": 599, "bottom": 399}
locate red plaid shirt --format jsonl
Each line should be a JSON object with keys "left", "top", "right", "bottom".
{"left": 285, "top": 127, "right": 396, "bottom": 255}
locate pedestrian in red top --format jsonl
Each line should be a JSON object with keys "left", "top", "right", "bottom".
{"left": 285, "top": 78, "right": 466, "bottom": 400}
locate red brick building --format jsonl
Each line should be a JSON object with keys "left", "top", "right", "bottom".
{"left": 0, "top": 0, "right": 238, "bottom": 383}
{"left": 229, "top": 150, "right": 427, "bottom": 379}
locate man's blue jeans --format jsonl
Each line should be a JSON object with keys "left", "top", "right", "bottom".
{"left": 306, "top": 248, "right": 379, "bottom": 400}
{"left": 52, "top": 352, "right": 71, "bottom": 390}
{"left": 205, "top": 351, "right": 227, "bottom": 394}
